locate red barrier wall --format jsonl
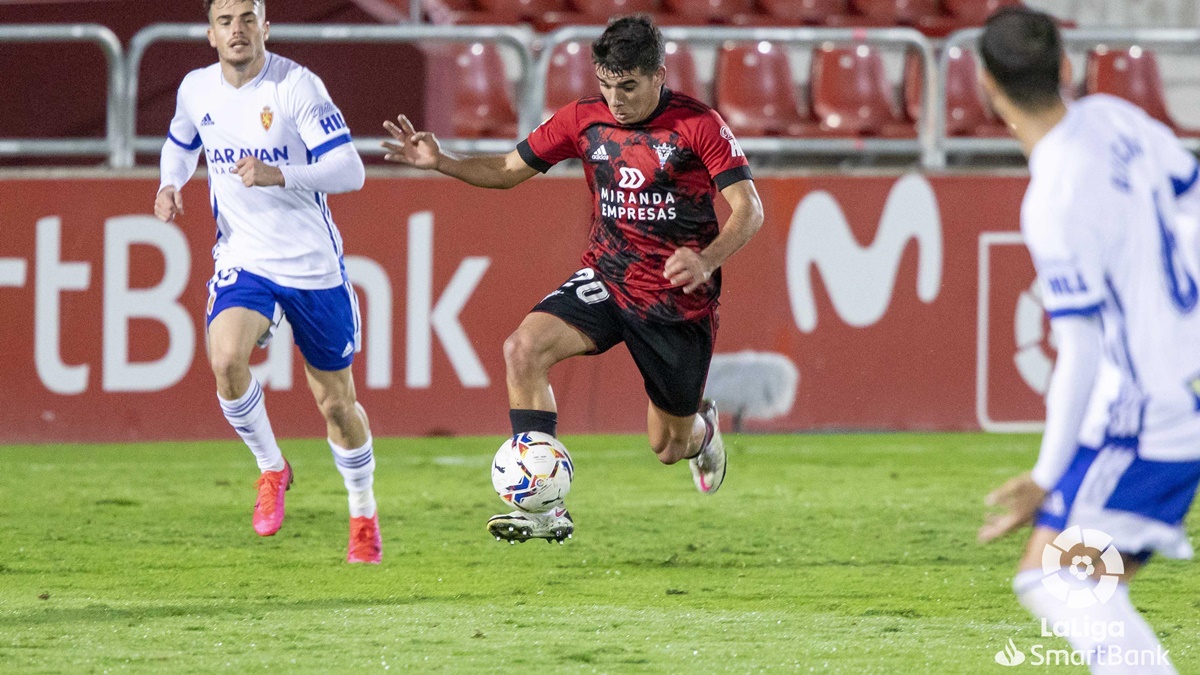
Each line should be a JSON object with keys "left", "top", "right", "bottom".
{"left": 0, "top": 173, "right": 1048, "bottom": 442}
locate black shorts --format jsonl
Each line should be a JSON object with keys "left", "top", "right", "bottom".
{"left": 531, "top": 268, "right": 717, "bottom": 418}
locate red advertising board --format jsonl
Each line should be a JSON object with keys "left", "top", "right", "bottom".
{"left": 0, "top": 173, "right": 1047, "bottom": 442}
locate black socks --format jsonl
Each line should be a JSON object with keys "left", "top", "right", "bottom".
{"left": 509, "top": 409, "right": 558, "bottom": 437}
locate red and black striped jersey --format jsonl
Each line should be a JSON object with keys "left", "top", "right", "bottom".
{"left": 518, "top": 88, "right": 752, "bottom": 323}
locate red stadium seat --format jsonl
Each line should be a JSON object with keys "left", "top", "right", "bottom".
{"left": 1084, "top": 46, "right": 1194, "bottom": 134}
{"left": 572, "top": 0, "right": 659, "bottom": 14}
{"left": 546, "top": 41, "right": 598, "bottom": 119}
{"left": 476, "top": 0, "right": 567, "bottom": 16}
{"left": 664, "top": 40, "right": 705, "bottom": 102}
{"left": 714, "top": 42, "right": 817, "bottom": 137}
{"left": 902, "top": 47, "right": 1007, "bottom": 137}
{"left": 662, "top": 0, "right": 757, "bottom": 23}
{"left": 942, "top": 0, "right": 1021, "bottom": 22}
{"left": 754, "top": 0, "right": 850, "bottom": 24}
{"left": 810, "top": 44, "right": 914, "bottom": 137}
{"left": 446, "top": 43, "right": 519, "bottom": 138}
{"left": 851, "top": 0, "right": 939, "bottom": 24}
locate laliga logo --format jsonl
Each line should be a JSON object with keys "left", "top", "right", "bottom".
{"left": 1014, "top": 281, "right": 1053, "bottom": 395}
{"left": 618, "top": 167, "right": 645, "bottom": 189}
{"left": 1040, "top": 526, "right": 1124, "bottom": 608}
{"left": 995, "top": 638, "right": 1026, "bottom": 667}
{"left": 786, "top": 173, "right": 943, "bottom": 332}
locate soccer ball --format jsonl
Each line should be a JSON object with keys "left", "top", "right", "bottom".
{"left": 491, "top": 432, "right": 574, "bottom": 513}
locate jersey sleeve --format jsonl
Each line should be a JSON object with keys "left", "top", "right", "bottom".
{"left": 288, "top": 69, "right": 354, "bottom": 160}
{"left": 166, "top": 83, "right": 202, "bottom": 154}
{"left": 1021, "top": 171, "right": 1109, "bottom": 319}
{"left": 160, "top": 82, "right": 202, "bottom": 191}
{"left": 691, "top": 109, "right": 752, "bottom": 191}
{"left": 516, "top": 102, "right": 581, "bottom": 173}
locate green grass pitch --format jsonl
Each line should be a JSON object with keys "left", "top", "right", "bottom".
{"left": 1, "top": 433, "right": 1197, "bottom": 673}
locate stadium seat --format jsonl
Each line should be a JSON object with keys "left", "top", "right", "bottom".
{"left": 748, "top": 0, "right": 851, "bottom": 24}
{"left": 664, "top": 41, "right": 705, "bottom": 102}
{"left": 902, "top": 47, "right": 1007, "bottom": 137}
{"left": 572, "top": 0, "right": 659, "bottom": 15}
{"left": 476, "top": 0, "right": 567, "bottom": 16}
{"left": 662, "top": 0, "right": 757, "bottom": 23}
{"left": 809, "top": 44, "right": 915, "bottom": 138}
{"left": 537, "top": 0, "right": 657, "bottom": 29}
{"left": 941, "top": 0, "right": 1021, "bottom": 22}
{"left": 1084, "top": 46, "right": 1198, "bottom": 136}
{"left": 545, "top": 41, "right": 598, "bottom": 119}
{"left": 714, "top": 42, "right": 818, "bottom": 137}
{"left": 850, "top": 0, "right": 940, "bottom": 24}
{"left": 446, "top": 43, "right": 519, "bottom": 138}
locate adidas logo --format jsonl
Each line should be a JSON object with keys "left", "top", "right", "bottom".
{"left": 590, "top": 145, "right": 609, "bottom": 162}
{"left": 342, "top": 342, "right": 354, "bottom": 358}
{"left": 201, "top": 114, "right": 214, "bottom": 126}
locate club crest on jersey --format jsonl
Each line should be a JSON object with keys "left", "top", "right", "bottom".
{"left": 653, "top": 143, "right": 674, "bottom": 168}
{"left": 260, "top": 106, "right": 273, "bottom": 132}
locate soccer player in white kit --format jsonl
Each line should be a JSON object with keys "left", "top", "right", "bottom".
{"left": 977, "top": 9, "right": 1200, "bottom": 672}
{"left": 153, "top": 0, "right": 382, "bottom": 563}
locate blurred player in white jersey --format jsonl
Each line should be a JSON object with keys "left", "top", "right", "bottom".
{"left": 977, "top": 8, "right": 1200, "bottom": 672}
{"left": 154, "top": 0, "right": 381, "bottom": 563}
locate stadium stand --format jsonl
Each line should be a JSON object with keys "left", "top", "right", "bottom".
{"left": 664, "top": 41, "right": 706, "bottom": 102}
{"left": 433, "top": 42, "right": 520, "bottom": 138}
{"left": 809, "top": 44, "right": 915, "bottom": 137}
{"left": 1084, "top": 45, "right": 1200, "bottom": 137}
{"left": 713, "top": 42, "right": 818, "bottom": 137}
{"left": 904, "top": 46, "right": 1008, "bottom": 136}
{"left": 545, "top": 40, "right": 599, "bottom": 119}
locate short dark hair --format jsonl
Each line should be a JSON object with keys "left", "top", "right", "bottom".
{"left": 204, "top": 0, "right": 264, "bottom": 19}
{"left": 591, "top": 15, "right": 664, "bottom": 77}
{"left": 980, "top": 7, "right": 1063, "bottom": 111}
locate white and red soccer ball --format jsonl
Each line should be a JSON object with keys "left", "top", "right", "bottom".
{"left": 491, "top": 432, "right": 574, "bottom": 513}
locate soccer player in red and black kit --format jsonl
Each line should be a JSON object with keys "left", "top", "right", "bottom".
{"left": 381, "top": 16, "right": 764, "bottom": 542}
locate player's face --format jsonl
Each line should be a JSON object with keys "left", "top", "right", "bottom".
{"left": 207, "top": 0, "right": 268, "bottom": 68}
{"left": 596, "top": 66, "right": 666, "bottom": 125}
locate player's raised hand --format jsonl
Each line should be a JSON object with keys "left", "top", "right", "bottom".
{"left": 382, "top": 115, "right": 441, "bottom": 170}
{"left": 978, "top": 471, "right": 1045, "bottom": 543}
{"left": 234, "top": 156, "right": 285, "bottom": 188}
{"left": 664, "top": 247, "right": 715, "bottom": 294}
{"left": 155, "top": 186, "right": 185, "bottom": 222}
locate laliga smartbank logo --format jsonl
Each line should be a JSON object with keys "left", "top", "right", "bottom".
{"left": 992, "top": 527, "right": 1171, "bottom": 669}
{"left": 1040, "top": 526, "right": 1123, "bottom": 607}
{"left": 995, "top": 639, "right": 1026, "bottom": 666}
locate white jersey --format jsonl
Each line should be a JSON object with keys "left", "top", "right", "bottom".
{"left": 1023, "top": 94, "right": 1200, "bottom": 462}
{"left": 166, "top": 52, "right": 354, "bottom": 289}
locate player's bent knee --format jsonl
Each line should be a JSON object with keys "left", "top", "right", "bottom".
{"left": 209, "top": 347, "right": 252, "bottom": 391}
{"left": 317, "top": 393, "right": 359, "bottom": 430}
{"left": 503, "top": 330, "right": 548, "bottom": 380}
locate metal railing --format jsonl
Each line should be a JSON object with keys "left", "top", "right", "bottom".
{"left": 534, "top": 26, "right": 942, "bottom": 168}
{"left": 5, "top": 22, "right": 1200, "bottom": 168}
{"left": 0, "top": 24, "right": 125, "bottom": 166}
{"left": 124, "top": 23, "right": 536, "bottom": 168}
{"left": 937, "top": 27, "right": 1200, "bottom": 159}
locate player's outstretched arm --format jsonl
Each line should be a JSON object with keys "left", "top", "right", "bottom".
{"left": 978, "top": 314, "right": 1102, "bottom": 543}
{"left": 382, "top": 115, "right": 538, "bottom": 190}
{"left": 665, "top": 179, "right": 764, "bottom": 293}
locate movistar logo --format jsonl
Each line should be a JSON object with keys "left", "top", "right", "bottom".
{"left": 786, "top": 173, "right": 943, "bottom": 332}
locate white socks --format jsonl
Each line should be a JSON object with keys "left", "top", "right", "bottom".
{"left": 1014, "top": 569, "right": 1176, "bottom": 674}
{"left": 329, "top": 437, "right": 377, "bottom": 518}
{"left": 218, "top": 378, "right": 285, "bottom": 473}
